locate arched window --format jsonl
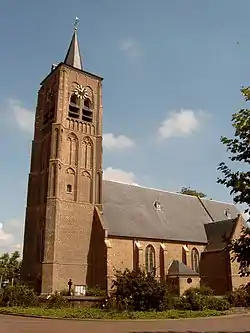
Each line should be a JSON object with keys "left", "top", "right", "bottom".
{"left": 82, "top": 98, "right": 93, "bottom": 122}
{"left": 145, "top": 245, "right": 156, "bottom": 275}
{"left": 191, "top": 248, "right": 199, "bottom": 273}
{"left": 68, "top": 94, "right": 80, "bottom": 119}
{"left": 182, "top": 247, "right": 187, "bottom": 265}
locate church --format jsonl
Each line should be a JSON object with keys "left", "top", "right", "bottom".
{"left": 21, "top": 23, "right": 249, "bottom": 296}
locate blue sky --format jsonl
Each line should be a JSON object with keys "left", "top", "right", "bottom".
{"left": 0, "top": 0, "right": 250, "bottom": 252}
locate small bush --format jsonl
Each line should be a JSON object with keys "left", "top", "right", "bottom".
{"left": 196, "top": 286, "right": 214, "bottom": 296}
{"left": 173, "top": 296, "right": 192, "bottom": 310}
{"left": 204, "top": 296, "right": 230, "bottom": 311}
{"left": 175, "top": 287, "right": 229, "bottom": 311}
{"left": 183, "top": 286, "right": 214, "bottom": 297}
{"left": 86, "top": 285, "right": 106, "bottom": 297}
{"left": 46, "top": 293, "right": 69, "bottom": 309}
{"left": 227, "top": 283, "right": 250, "bottom": 307}
{"left": 181, "top": 288, "right": 204, "bottom": 310}
{"left": 0, "top": 285, "right": 38, "bottom": 307}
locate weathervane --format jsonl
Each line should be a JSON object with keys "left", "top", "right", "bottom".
{"left": 73, "top": 17, "right": 79, "bottom": 31}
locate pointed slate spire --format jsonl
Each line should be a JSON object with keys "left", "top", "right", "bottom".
{"left": 64, "top": 17, "right": 83, "bottom": 70}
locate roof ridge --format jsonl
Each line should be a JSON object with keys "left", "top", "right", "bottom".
{"left": 168, "top": 259, "right": 199, "bottom": 276}
{"left": 103, "top": 180, "right": 235, "bottom": 205}
{"left": 200, "top": 197, "right": 235, "bottom": 205}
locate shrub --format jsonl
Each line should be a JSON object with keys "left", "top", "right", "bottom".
{"left": 111, "top": 268, "right": 172, "bottom": 311}
{"left": 103, "top": 296, "right": 116, "bottom": 310}
{"left": 86, "top": 285, "right": 106, "bottom": 297}
{"left": 175, "top": 287, "right": 229, "bottom": 311}
{"left": 46, "top": 293, "right": 69, "bottom": 309}
{"left": 183, "top": 286, "right": 214, "bottom": 297}
{"left": 195, "top": 286, "right": 214, "bottom": 296}
{"left": 182, "top": 287, "right": 204, "bottom": 310}
{"left": 0, "top": 284, "right": 38, "bottom": 307}
{"left": 183, "top": 294, "right": 203, "bottom": 311}
{"left": 227, "top": 283, "right": 250, "bottom": 307}
{"left": 59, "top": 289, "right": 69, "bottom": 296}
{"left": 204, "top": 296, "right": 230, "bottom": 311}
{"left": 173, "top": 296, "right": 192, "bottom": 310}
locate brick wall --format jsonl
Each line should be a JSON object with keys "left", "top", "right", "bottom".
{"left": 230, "top": 215, "right": 249, "bottom": 290}
{"left": 106, "top": 237, "right": 205, "bottom": 291}
{"left": 200, "top": 250, "right": 231, "bottom": 295}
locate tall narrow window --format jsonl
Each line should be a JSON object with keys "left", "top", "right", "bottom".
{"left": 83, "top": 137, "right": 93, "bottom": 169}
{"left": 54, "top": 128, "right": 59, "bottom": 158}
{"left": 145, "top": 245, "right": 156, "bottom": 275}
{"left": 43, "top": 90, "right": 56, "bottom": 126}
{"left": 68, "top": 94, "right": 80, "bottom": 119}
{"left": 67, "top": 133, "right": 78, "bottom": 165}
{"left": 182, "top": 247, "right": 187, "bottom": 265}
{"left": 82, "top": 98, "right": 93, "bottom": 122}
{"left": 191, "top": 248, "right": 199, "bottom": 273}
{"left": 51, "top": 163, "right": 56, "bottom": 196}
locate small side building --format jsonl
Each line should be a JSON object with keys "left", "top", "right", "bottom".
{"left": 200, "top": 214, "right": 249, "bottom": 295}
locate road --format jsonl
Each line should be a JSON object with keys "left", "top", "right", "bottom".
{"left": 0, "top": 313, "right": 250, "bottom": 333}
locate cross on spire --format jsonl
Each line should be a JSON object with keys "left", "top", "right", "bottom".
{"left": 64, "top": 17, "right": 83, "bottom": 70}
{"left": 74, "top": 17, "right": 79, "bottom": 31}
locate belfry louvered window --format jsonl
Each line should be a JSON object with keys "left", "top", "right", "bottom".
{"left": 68, "top": 94, "right": 93, "bottom": 123}
{"left": 145, "top": 245, "right": 156, "bottom": 275}
{"left": 68, "top": 94, "right": 80, "bottom": 119}
{"left": 82, "top": 98, "right": 93, "bottom": 122}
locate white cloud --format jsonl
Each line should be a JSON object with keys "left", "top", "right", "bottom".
{"left": 14, "top": 243, "right": 23, "bottom": 252}
{"left": 103, "top": 167, "right": 138, "bottom": 185}
{"left": 3, "top": 219, "right": 24, "bottom": 235}
{"left": 0, "top": 223, "right": 13, "bottom": 244}
{"left": 103, "top": 133, "right": 134, "bottom": 150}
{"left": 158, "top": 109, "right": 206, "bottom": 139}
{"left": 0, "top": 219, "right": 24, "bottom": 254}
{"left": 119, "top": 38, "right": 142, "bottom": 58}
{"left": 9, "top": 99, "right": 34, "bottom": 134}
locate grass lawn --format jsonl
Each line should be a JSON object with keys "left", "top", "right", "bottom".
{"left": 0, "top": 306, "right": 226, "bottom": 320}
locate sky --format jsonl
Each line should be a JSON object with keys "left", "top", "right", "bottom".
{"left": 0, "top": 0, "right": 250, "bottom": 253}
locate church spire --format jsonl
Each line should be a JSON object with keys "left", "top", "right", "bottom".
{"left": 64, "top": 17, "right": 83, "bottom": 70}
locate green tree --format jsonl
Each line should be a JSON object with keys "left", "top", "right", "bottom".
{"left": 0, "top": 251, "right": 22, "bottom": 288}
{"left": 180, "top": 187, "right": 207, "bottom": 198}
{"left": 0, "top": 253, "right": 9, "bottom": 286}
{"left": 218, "top": 86, "right": 250, "bottom": 276}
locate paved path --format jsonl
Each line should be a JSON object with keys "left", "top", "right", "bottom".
{"left": 0, "top": 313, "right": 250, "bottom": 333}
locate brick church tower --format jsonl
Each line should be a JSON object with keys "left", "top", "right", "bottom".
{"left": 21, "top": 20, "right": 105, "bottom": 294}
